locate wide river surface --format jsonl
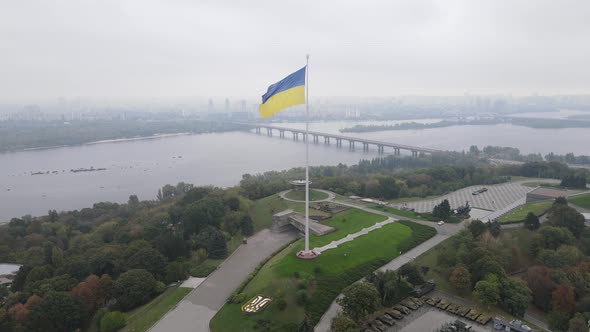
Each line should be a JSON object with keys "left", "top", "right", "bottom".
{"left": 1, "top": 119, "right": 589, "bottom": 222}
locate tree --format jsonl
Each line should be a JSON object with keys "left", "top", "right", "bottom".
{"left": 165, "top": 261, "right": 188, "bottom": 284}
{"left": 48, "top": 210, "right": 58, "bottom": 223}
{"left": 468, "top": 220, "right": 487, "bottom": 238}
{"left": 154, "top": 233, "right": 188, "bottom": 261}
{"left": 337, "top": 282, "right": 380, "bottom": 322}
{"left": 69, "top": 274, "right": 100, "bottom": 313}
{"left": 488, "top": 221, "right": 501, "bottom": 237}
{"left": 127, "top": 247, "right": 168, "bottom": 279}
{"left": 11, "top": 265, "right": 33, "bottom": 291}
{"left": 27, "top": 291, "right": 82, "bottom": 332}
{"left": 548, "top": 310, "right": 570, "bottom": 332}
{"left": 240, "top": 215, "right": 254, "bottom": 236}
{"left": 526, "top": 265, "right": 555, "bottom": 311}
{"left": 297, "top": 314, "right": 314, "bottom": 332}
{"left": 547, "top": 204, "right": 586, "bottom": 237}
{"left": 367, "top": 270, "right": 412, "bottom": 306}
{"left": 331, "top": 313, "right": 358, "bottom": 332}
{"left": 100, "top": 311, "right": 126, "bottom": 332}
{"left": 524, "top": 212, "right": 540, "bottom": 230}
{"left": 113, "top": 269, "right": 157, "bottom": 311}
{"left": 568, "top": 313, "right": 590, "bottom": 332}
{"left": 530, "top": 226, "right": 575, "bottom": 254}
{"left": 399, "top": 263, "right": 424, "bottom": 285}
{"left": 500, "top": 278, "right": 532, "bottom": 317}
{"left": 128, "top": 195, "right": 139, "bottom": 206}
{"left": 377, "top": 176, "right": 400, "bottom": 199}
{"left": 554, "top": 196, "right": 568, "bottom": 206}
{"left": 207, "top": 230, "right": 227, "bottom": 259}
{"left": 432, "top": 199, "right": 451, "bottom": 220}
{"left": 50, "top": 247, "right": 64, "bottom": 267}
{"left": 553, "top": 283, "right": 575, "bottom": 316}
{"left": 474, "top": 274, "right": 501, "bottom": 306}
{"left": 96, "top": 274, "right": 113, "bottom": 306}
{"left": 450, "top": 265, "right": 472, "bottom": 293}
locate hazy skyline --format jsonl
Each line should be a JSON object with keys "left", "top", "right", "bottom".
{"left": 1, "top": 0, "right": 589, "bottom": 102}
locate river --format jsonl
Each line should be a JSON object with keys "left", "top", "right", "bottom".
{"left": 1, "top": 118, "right": 589, "bottom": 222}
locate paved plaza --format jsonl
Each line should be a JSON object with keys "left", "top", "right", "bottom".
{"left": 392, "top": 182, "right": 533, "bottom": 213}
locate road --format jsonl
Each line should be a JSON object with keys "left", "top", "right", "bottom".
{"left": 149, "top": 229, "right": 297, "bottom": 332}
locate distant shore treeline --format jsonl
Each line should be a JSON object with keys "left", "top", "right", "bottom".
{"left": 0, "top": 120, "right": 244, "bottom": 153}
{"left": 340, "top": 117, "right": 590, "bottom": 133}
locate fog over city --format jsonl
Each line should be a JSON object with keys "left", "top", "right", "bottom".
{"left": 1, "top": 0, "right": 589, "bottom": 102}
{"left": 3, "top": 2, "right": 590, "bottom": 332}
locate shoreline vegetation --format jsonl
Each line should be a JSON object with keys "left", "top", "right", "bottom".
{"left": 340, "top": 117, "right": 590, "bottom": 133}
{"left": 0, "top": 120, "right": 245, "bottom": 154}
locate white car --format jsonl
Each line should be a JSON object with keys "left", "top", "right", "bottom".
{"left": 437, "top": 221, "right": 445, "bottom": 225}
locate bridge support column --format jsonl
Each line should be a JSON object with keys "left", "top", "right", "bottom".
{"left": 336, "top": 138, "right": 342, "bottom": 147}
{"left": 349, "top": 141, "right": 355, "bottom": 150}
{"left": 394, "top": 148, "right": 400, "bottom": 156}
{"left": 313, "top": 135, "right": 319, "bottom": 144}
{"left": 267, "top": 128, "right": 272, "bottom": 136}
{"left": 378, "top": 145, "right": 384, "bottom": 154}
{"left": 412, "top": 150, "right": 418, "bottom": 158}
{"left": 256, "top": 127, "right": 261, "bottom": 134}
{"left": 293, "top": 133, "right": 299, "bottom": 141}
{"left": 363, "top": 143, "right": 369, "bottom": 152}
{"left": 324, "top": 137, "right": 330, "bottom": 145}
{"left": 279, "top": 130, "right": 285, "bottom": 138}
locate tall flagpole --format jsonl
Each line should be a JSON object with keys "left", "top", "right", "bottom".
{"left": 304, "top": 54, "right": 310, "bottom": 253}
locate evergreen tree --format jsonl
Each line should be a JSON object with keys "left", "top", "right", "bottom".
{"left": 524, "top": 212, "right": 540, "bottom": 230}
{"left": 207, "top": 231, "right": 227, "bottom": 259}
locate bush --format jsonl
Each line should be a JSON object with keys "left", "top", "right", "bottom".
{"left": 276, "top": 298, "right": 287, "bottom": 311}
{"left": 297, "top": 280, "right": 308, "bottom": 290}
{"left": 155, "top": 281, "right": 166, "bottom": 294}
{"left": 293, "top": 271, "right": 301, "bottom": 279}
{"left": 313, "top": 266, "right": 321, "bottom": 275}
{"left": 100, "top": 311, "right": 126, "bottom": 332}
{"left": 190, "top": 262, "right": 217, "bottom": 278}
{"left": 94, "top": 307, "right": 109, "bottom": 329}
{"left": 113, "top": 269, "right": 157, "bottom": 311}
{"left": 296, "top": 289, "right": 309, "bottom": 306}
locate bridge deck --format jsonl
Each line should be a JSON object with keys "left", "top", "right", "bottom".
{"left": 238, "top": 123, "right": 441, "bottom": 153}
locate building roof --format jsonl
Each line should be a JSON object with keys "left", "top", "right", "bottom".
{"left": 528, "top": 187, "right": 568, "bottom": 199}
{"left": 273, "top": 209, "right": 294, "bottom": 217}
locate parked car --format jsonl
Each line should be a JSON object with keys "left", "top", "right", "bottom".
{"left": 438, "top": 220, "right": 445, "bottom": 225}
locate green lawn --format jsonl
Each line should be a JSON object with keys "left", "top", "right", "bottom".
{"left": 210, "top": 218, "right": 435, "bottom": 332}
{"left": 250, "top": 194, "right": 334, "bottom": 232}
{"left": 570, "top": 193, "right": 590, "bottom": 209}
{"left": 121, "top": 286, "right": 192, "bottom": 332}
{"left": 308, "top": 209, "right": 387, "bottom": 248}
{"left": 498, "top": 200, "right": 553, "bottom": 223}
{"left": 284, "top": 189, "right": 329, "bottom": 202}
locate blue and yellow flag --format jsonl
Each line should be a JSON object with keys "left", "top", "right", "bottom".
{"left": 259, "top": 67, "right": 306, "bottom": 118}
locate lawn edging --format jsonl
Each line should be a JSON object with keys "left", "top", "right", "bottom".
{"left": 226, "top": 237, "right": 299, "bottom": 304}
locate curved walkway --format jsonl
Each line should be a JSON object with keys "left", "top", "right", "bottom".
{"left": 279, "top": 189, "right": 336, "bottom": 203}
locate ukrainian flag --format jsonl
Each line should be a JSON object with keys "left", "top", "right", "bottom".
{"left": 259, "top": 66, "right": 306, "bottom": 118}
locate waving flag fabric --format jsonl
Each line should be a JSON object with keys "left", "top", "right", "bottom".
{"left": 259, "top": 66, "right": 306, "bottom": 118}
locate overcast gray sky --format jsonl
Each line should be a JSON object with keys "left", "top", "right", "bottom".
{"left": 1, "top": 0, "right": 589, "bottom": 101}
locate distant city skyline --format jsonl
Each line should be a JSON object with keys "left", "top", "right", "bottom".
{"left": 1, "top": 0, "right": 589, "bottom": 102}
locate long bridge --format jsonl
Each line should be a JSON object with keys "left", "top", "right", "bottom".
{"left": 237, "top": 123, "right": 442, "bottom": 156}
